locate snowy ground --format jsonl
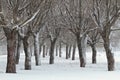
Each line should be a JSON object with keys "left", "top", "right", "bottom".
{"left": 0, "top": 48, "right": 120, "bottom": 80}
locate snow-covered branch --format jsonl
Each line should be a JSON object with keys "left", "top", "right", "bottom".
{"left": 19, "top": 9, "right": 40, "bottom": 27}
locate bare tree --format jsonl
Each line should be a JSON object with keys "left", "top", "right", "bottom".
{"left": 59, "top": 42, "right": 62, "bottom": 57}
{"left": 87, "top": 26, "right": 100, "bottom": 64}
{"left": 0, "top": 0, "right": 41, "bottom": 73}
{"left": 16, "top": 34, "right": 22, "bottom": 64}
{"left": 46, "top": 24, "right": 61, "bottom": 64}
{"left": 91, "top": 0, "right": 120, "bottom": 71}
{"left": 29, "top": 0, "right": 52, "bottom": 66}
{"left": 60, "top": 0, "right": 91, "bottom": 67}
{"left": 72, "top": 42, "right": 76, "bottom": 60}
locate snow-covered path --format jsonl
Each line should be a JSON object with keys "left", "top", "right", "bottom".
{"left": 0, "top": 50, "right": 120, "bottom": 80}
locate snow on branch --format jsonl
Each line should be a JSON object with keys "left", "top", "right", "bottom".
{"left": 111, "top": 28, "right": 120, "bottom": 31}
{"left": 80, "top": 27, "right": 98, "bottom": 38}
{"left": 19, "top": 9, "right": 40, "bottom": 27}
{"left": 11, "top": 9, "right": 40, "bottom": 30}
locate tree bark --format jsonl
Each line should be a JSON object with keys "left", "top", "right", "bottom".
{"left": 68, "top": 45, "right": 72, "bottom": 58}
{"left": 91, "top": 45, "right": 97, "bottom": 64}
{"left": 66, "top": 44, "right": 69, "bottom": 59}
{"left": 30, "top": 46, "right": 33, "bottom": 56}
{"left": 46, "top": 46, "right": 48, "bottom": 56}
{"left": 33, "top": 33, "right": 41, "bottom": 66}
{"left": 77, "top": 35, "right": 86, "bottom": 67}
{"left": 101, "top": 23, "right": 115, "bottom": 71}
{"left": 39, "top": 45, "right": 42, "bottom": 55}
{"left": 49, "top": 39, "right": 56, "bottom": 64}
{"left": 3, "top": 28, "right": 16, "bottom": 73}
{"left": 59, "top": 42, "right": 62, "bottom": 57}
{"left": 23, "top": 37, "right": 31, "bottom": 70}
{"left": 56, "top": 45, "right": 58, "bottom": 56}
{"left": 43, "top": 45, "right": 46, "bottom": 57}
{"left": 103, "top": 38, "right": 115, "bottom": 71}
{"left": 72, "top": 44, "right": 76, "bottom": 60}
{"left": 16, "top": 34, "right": 22, "bottom": 64}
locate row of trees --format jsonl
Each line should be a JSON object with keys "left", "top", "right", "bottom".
{"left": 0, "top": 0, "right": 120, "bottom": 73}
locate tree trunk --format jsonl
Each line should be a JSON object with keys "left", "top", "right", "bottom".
{"left": 91, "top": 45, "right": 97, "bottom": 64}
{"left": 66, "top": 44, "right": 69, "bottom": 59}
{"left": 77, "top": 35, "right": 86, "bottom": 67}
{"left": 46, "top": 46, "right": 48, "bottom": 56}
{"left": 33, "top": 33, "right": 41, "bottom": 66}
{"left": 103, "top": 38, "right": 115, "bottom": 71}
{"left": 43, "top": 45, "right": 46, "bottom": 57}
{"left": 68, "top": 45, "right": 72, "bottom": 58}
{"left": 59, "top": 42, "right": 62, "bottom": 57}
{"left": 23, "top": 37, "right": 31, "bottom": 70}
{"left": 56, "top": 45, "right": 58, "bottom": 56}
{"left": 72, "top": 44, "right": 76, "bottom": 60}
{"left": 16, "top": 35, "right": 22, "bottom": 64}
{"left": 39, "top": 45, "right": 42, "bottom": 55}
{"left": 30, "top": 46, "right": 33, "bottom": 56}
{"left": 49, "top": 39, "right": 56, "bottom": 64}
{"left": 3, "top": 28, "right": 16, "bottom": 73}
